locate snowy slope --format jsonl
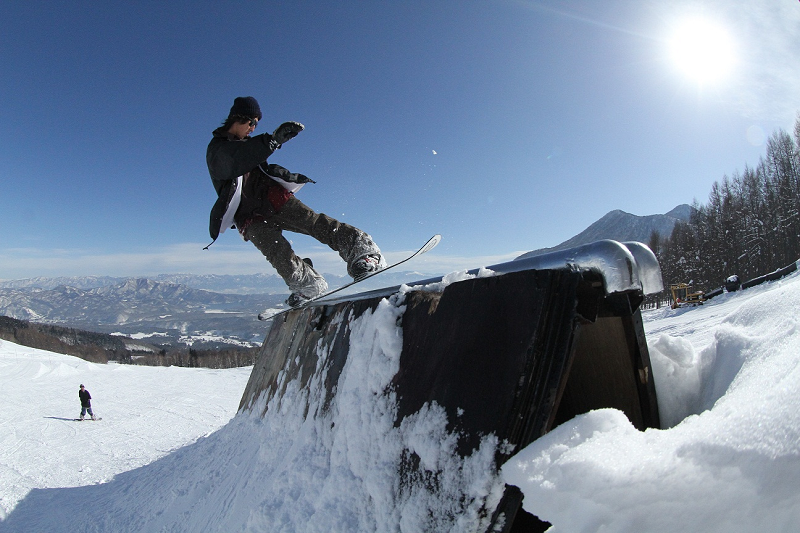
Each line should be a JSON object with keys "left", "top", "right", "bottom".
{"left": 0, "top": 346, "right": 251, "bottom": 524}
{"left": 1, "top": 270, "right": 800, "bottom": 532}
{"left": 503, "top": 272, "right": 800, "bottom": 532}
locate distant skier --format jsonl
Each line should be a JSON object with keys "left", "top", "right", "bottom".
{"left": 205, "top": 96, "right": 386, "bottom": 307}
{"left": 78, "top": 384, "right": 96, "bottom": 421}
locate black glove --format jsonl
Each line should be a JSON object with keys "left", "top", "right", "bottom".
{"left": 262, "top": 163, "right": 316, "bottom": 184}
{"left": 289, "top": 172, "right": 315, "bottom": 184}
{"left": 272, "top": 121, "right": 304, "bottom": 146}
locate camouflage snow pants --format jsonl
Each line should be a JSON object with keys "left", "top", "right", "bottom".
{"left": 243, "top": 196, "right": 381, "bottom": 295}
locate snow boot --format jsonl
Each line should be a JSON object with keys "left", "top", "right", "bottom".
{"left": 285, "top": 265, "right": 328, "bottom": 307}
{"left": 286, "top": 292, "right": 311, "bottom": 308}
{"left": 350, "top": 254, "right": 385, "bottom": 281}
{"left": 284, "top": 254, "right": 328, "bottom": 308}
{"left": 286, "top": 283, "right": 327, "bottom": 308}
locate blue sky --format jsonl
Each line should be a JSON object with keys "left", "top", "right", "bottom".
{"left": 1, "top": 0, "right": 798, "bottom": 280}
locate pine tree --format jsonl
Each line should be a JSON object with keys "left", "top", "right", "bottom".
{"left": 659, "top": 115, "right": 800, "bottom": 294}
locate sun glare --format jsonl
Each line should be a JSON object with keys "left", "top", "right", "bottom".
{"left": 668, "top": 17, "right": 736, "bottom": 85}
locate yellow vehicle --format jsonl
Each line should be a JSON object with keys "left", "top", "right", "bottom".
{"left": 670, "top": 283, "right": 706, "bottom": 309}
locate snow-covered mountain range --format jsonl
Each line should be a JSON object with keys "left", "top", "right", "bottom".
{"left": 0, "top": 278, "right": 279, "bottom": 348}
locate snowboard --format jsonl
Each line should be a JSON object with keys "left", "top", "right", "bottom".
{"left": 258, "top": 234, "right": 441, "bottom": 321}
{"left": 74, "top": 418, "right": 102, "bottom": 421}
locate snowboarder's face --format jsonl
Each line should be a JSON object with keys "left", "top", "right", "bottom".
{"left": 229, "top": 117, "right": 258, "bottom": 139}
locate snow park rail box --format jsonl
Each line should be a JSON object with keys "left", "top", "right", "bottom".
{"left": 239, "top": 240, "right": 662, "bottom": 532}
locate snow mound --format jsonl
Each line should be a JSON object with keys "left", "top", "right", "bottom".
{"left": 502, "top": 273, "right": 800, "bottom": 532}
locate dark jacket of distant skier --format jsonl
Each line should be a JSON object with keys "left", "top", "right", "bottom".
{"left": 79, "top": 387, "right": 92, "bottom": 407}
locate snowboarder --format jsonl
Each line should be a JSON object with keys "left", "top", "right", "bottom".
{"left": 206, "top": 96, "right": 386, "bottom": 307}
{"left": 78, "top": 384, "right": 96, "bottom": 421}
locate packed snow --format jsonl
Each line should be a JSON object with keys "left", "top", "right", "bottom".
{"left": 503, "top": 272, "right": 800, "bottom": 532}
{"left": 1, "top": 270, "right": 799, "bottom": 532}
{"left": 0, "top": 348, "right": 251, "bottom": 526}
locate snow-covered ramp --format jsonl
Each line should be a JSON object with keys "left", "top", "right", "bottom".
{"left": 238, "top": 240, "right": 663, "bottom": 531}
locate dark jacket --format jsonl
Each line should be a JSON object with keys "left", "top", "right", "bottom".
{"left": 206, "top": 128, "right": 309, "bottom": 244}
{"left": 206, "top": 128, "right": 284, "bottom": 243}
{"left": 206, "top": 127, "right": 277, "bottom": 195}
{"left": 79, "top": 389, "right": 91, "bottom": 407}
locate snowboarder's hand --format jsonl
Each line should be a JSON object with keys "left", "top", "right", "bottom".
{"left": 272, "top": 121, "right": 304, "bottom": 146}
{"left": 261, "top": 163, "right": 316, "bottom": 184}
{"left": 289, "top": 173, "right": 315, "bottom": 184}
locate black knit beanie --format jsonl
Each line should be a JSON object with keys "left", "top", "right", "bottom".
{"left": 228, "top": 96, "right": 262, "bottom": 120}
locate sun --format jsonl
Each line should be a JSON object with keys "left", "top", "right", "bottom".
{"left": 668, "top": 17, "right": 736, "bottom": 84}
